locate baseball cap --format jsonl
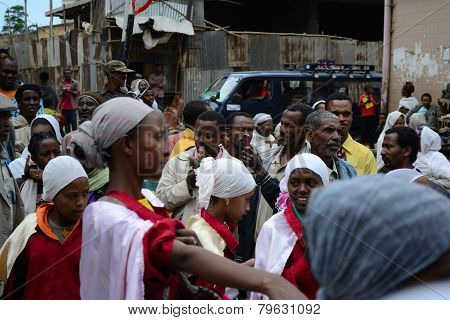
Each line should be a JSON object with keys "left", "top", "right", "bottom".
{"left": 0, "top": 93, "right": 17, "bottom": 112}
{"left": 103, "top": 60, "right": 134, "bottom": 74}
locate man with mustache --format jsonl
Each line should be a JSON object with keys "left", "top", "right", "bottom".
{"left": 304, "top": 110, "right": 357, "bottom": 181}
{"left": 157, "top": 111, "right": 233, "bottom": 223}
{"left": 325, "top": 93, "right": 377, "bottom": 175}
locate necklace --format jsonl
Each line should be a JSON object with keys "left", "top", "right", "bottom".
{"left": 292, "top": 203, "right": 304, "bottom": 224}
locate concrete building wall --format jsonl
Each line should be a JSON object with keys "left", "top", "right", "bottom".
{"left": 389, "top": 0, "right": 450, "bottom": 111}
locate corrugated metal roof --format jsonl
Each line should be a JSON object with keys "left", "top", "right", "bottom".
{"left": 108, "top": 0, "right": 194, "bottom": 35}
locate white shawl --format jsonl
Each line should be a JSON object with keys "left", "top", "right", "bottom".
{"left": 20, "top": 179, "right": 38, "bottom": 216}
{"left": 80, "top": 189, "right": 160, "bottom": 300}
{"left": 251, "top": 210, "right": 297, "bottom": 300}
{"left": 414, "top": 127, "right": 450, "bottom": 190}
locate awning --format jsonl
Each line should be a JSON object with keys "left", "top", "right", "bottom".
{"left": 45, "top": 0, "right": 92, "bottom": 19}
{"left": 110, "top": 0, "right": 194, "bottom": 36}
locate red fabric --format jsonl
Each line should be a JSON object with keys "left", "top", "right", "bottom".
{"left": 105, "top": 190, "right": 184, "bottom": 299}
{"left": 281, "top": 201, "right": 319, "bottom": 300}
{"left": 194, "top": 208, "right": 238, "bottom": 299}
{"left": 60, "top": 80, "right": 74, "bottom": 110}
{"left": 358, "top": 93, "right": 376, "bottom": 117}
{"left": 4, "top": 206, "right": 82, "bottom": 300}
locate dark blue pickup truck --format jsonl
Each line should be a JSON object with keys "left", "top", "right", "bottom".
{"left": 200, "top": 67, "right": 382, "bottom": 125}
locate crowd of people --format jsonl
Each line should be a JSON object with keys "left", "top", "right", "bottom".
{"left": 0, "top": 54, "right": 449, "bottom": 300}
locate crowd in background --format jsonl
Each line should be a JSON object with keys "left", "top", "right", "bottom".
{"left": 0, "top": 54, "right": 449, "bottom": 300}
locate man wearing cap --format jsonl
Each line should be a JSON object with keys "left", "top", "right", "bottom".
{"left": 250, "top": 113, "right": 277, "bottom": 168}
{"left": 0, "top": 94, "right": 25, "bottom": 249}
{"left": 100, "top": 60, "right": 135, "bottom": 102}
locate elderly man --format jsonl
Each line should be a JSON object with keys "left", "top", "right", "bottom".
{"left": 325, "top": 93, "right": 377, "bottom": 175}
{"left": 250, "top": 113, "right": 277, "bottom": 167}
{"left": 100, "top": 60, "right": 134, "bottom": 102}
{"left": 304, "top": 110, "right": 357, "bottom": 181}
{"left": 0, "top": 94, "right": 25, "bottom": 249}
{"left": 156, "top": 111, "right": 232, "bottom": 223}
{"left": 243, "top": 104, "right": 314, "bottom": 238}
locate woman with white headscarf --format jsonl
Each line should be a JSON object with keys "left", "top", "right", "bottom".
{"left": 187, "top": 157, "right": 256, "bottom": 298}
{"left": 304, "top": 175, "right": 450, "bottom": 299}
{"left": 252, "top": 153, "right": 329, "bottom": 300}
{"left": 376, "top": 111, "right": 406, "bottom": 171}
{"left": 414, "top": 126, "right": 450, "bottom": 192}
{"left": 0, "top": 156, "right": 89, "bottom": 299}
{"left": 79, "top": 97, "right": 304, "bottom": 300}
{"left": 8, "top": 114, "right": 62, "bottom": 179}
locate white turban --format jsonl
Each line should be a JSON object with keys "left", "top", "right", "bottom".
{"left": 91, "top": 97, "right": 153, "bottom": 153}
{"left": 312, "top": 100, "right": 326, "bottom": 110}
{"left": 279, "top": 153, "right": 329, "bottom": 193}
{"left": 43, "top": 156, "right": 88, "bottom": 201}
{"left": 385, "top": 168, "right": 424, "bottom": 183}
{"left": 195, "top": 157, "right": 256, "bottom": 209}
{"left": 253, "top": 113, "right": 271, "bottom": 127}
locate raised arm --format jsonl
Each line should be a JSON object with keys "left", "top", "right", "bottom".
{"left": 171, "top": 240, "right": 307, "bottom": 300}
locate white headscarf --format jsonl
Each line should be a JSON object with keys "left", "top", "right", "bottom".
{"left": 376, "top": 111, "right": 406, "bottom": 170}
{"left": 385, "top": 168, "right": 424, "bottom": 183}
{"left": 312, "top": 100, "right": 326, "bottom": 110}
{"left": 31, "top": 114, "right": 63, "bottom": 143}
{"left": 415, "top": 127, "right": 450, "bottom": 190}
{"left": 8, "top": 114, "right": 62, "bottom": 179}
{"left": 277, "top": 153, "right": 329, "bottom": 210}
{"left": 91, "top": 97, "right": 153, "bottom": 157}
{"left": 43, "top": 156, "right": 88, "bottom": 201}
{"left": 280, "top": 153, "right": 329, "bottom": 192}
{"left": 195, "top": 157, "right": 256, "bottom": 209}
{"left": 253, "top": 113, "right": 271, "bottom": 127}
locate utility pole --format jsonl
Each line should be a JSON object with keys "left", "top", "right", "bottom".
{"left": 49, "top": 0, "right": 53, "bottom": 37}
{"left": 24, "top": 0, "right": 28, "bottom": 36}
{"left": 121, "top": 0, "right": 134, "bottom": 65}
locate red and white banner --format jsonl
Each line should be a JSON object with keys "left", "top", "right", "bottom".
{"left": 132, "top": 0, "right": 153, "bottom": 15}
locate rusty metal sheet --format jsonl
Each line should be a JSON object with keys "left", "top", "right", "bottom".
{"left": 183, "top": 67, "right": 231, "bottom": 102}
{"left": 249, "top": 34, "right": 280, "bottom": 70}
{"left": 355, "top": 40, "right": 368, "bottom": 64}
{"left": 199, "top": 31, "right": 228, "bottom": 70}
{"left": 330, "top": 39, "right": 356, "bottom": 64}
{"left": 228, "top": 34, "right": 248, "bottom": 68}
{"left": 186, "top": 48, "right": 199, "bottom": 68}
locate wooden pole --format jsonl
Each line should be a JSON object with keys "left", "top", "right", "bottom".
{"left": 49, "top": 0, "right": 53, "bottom": 37}
{"left": 63, "top": 4, "right": 66, "bottom": 32}
{"left": 24, "top": 0, "right": 28, "bottom": 37}
{"left": 90, "top": 0, "right": 93, "bottom": 24}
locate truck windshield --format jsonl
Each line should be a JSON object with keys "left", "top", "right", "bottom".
{"left": 201, "top": 76, "right": 240, "bottom": 103}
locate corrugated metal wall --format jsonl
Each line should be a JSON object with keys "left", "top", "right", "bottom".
{"left": 8, "top": 31, "right": 104, "bottom": 94}
{"left": 6, "top": 28, "right": 382, "bottom": 103}
{"left": 183, "top": 31, "right": 382, "bottom": 102}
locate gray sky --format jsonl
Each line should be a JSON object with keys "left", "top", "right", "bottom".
{"left": 0, "top": 0, "right": 62, "bottom": 29}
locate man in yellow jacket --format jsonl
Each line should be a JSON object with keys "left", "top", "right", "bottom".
{"left": 169, "top": 100, "right": 210, "bottom": 159}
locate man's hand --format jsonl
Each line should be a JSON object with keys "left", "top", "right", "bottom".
{"left": 176, "top": 229, "right": 203, "bottom": 247}
{"left": 186, "top": 170, "right": 197, "bottom": 193}
{"left": 242, "top": 146, "right": 266, "bottom": 176}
